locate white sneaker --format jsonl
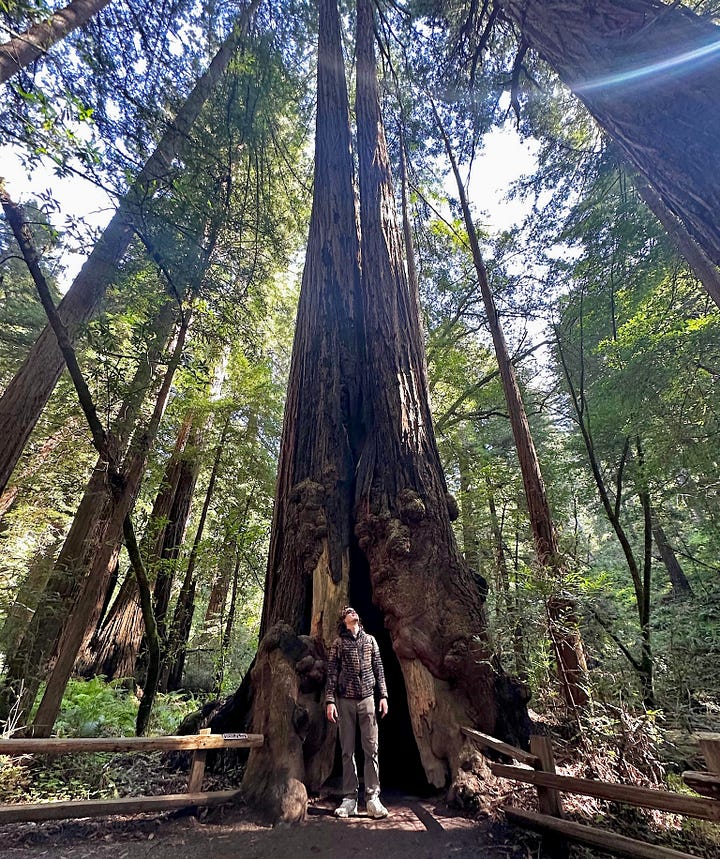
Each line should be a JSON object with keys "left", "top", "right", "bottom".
{"left": 334, "top": 797, "right": 358, "bottom": 818}
{"left": 366, "top": 797, "right": 389, "bottom": 818}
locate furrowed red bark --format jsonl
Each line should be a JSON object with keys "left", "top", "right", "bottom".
{"left": 242, "top": 0, "right": 362, "bottom": 821}
{"left": 353, "top": 0, "right": 529, "bottom": 790}
{"left": 497, "top": 0, "right": 720, "bottom": 277}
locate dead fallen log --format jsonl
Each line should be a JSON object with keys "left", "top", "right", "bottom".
{"left": 503, "top": 806, "right": 701, "bottom": 859}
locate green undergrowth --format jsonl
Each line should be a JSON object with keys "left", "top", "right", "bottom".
{"left": 50, "top": 676, "right": 205, "bottom": 737}
{"left": 0, "top": 677, "right": 215, "bottom": 804}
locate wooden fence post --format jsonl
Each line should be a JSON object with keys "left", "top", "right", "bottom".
{"left": 187, "top": 728, "right": 211, "bottom": 793}
{"left": 698, "top": 734, "right": 720, "bottom": 773}
{"left": 530, "top": 735, "right": 564, "bottom": 818}
{"left": 530, "top": 735, "right": 567, "bottom": 859}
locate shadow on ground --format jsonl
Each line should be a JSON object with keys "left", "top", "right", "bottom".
{"left": 3, "top": 792, "right": 527, "bottom": 859}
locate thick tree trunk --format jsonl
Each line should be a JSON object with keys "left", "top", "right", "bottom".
{"left": 243, "top": 0, "right": 362, "bottom": 820}
{"left": 0, "top": 0, "right": 260, "bottom": 497}
{"left": 239, "top": 0, "right": 530, "bottom": 823}
{"left": 76, "top": 571, "right": 143, "bottom": 679}
{"left": 0, "top": 0, "right": 112, "bottom": 84}
{"left": 353, "top": 0, "right": 529, "bottom": 787}
{"left": 497, "top": 0, "right": 720, "bottom": 278}
{"left": 632, "top": 173, "right": 720, "bottom": 308}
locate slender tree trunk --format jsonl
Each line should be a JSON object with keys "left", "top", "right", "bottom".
{"left": 556, "top": 332, "right": 654, "bottom": 704}
{"left": 0, "top": 0, "right": 260, "bottom": 497}
{"left": 636, "top": 438, "right": 654, "bottom": 707}
{"left": 165, "top": 413, "right": 231, "bottom": 691}
{"left": 652, "top": 523, "right": 693, "bottom": 598}
{"left": 27, "top": 317, "right": 189, "bottom": 736}
{"left": 0, "top": 0, "right": 112, "bottom": 84}
{"left": 152, "top": 423, "right": 203, "bottom": 651}
{"left": 457, "top": 441, "right": 480, "bottom": 571}
{"left": 216, "top": 546, "right": 241, "bottom": 693}
{"left": 123, "top": 515, "right": 160, "bottom": 736}
{"left": 485, "top": 476, "right": 510, "bottom": 617}
{"left": 497, "top": 0, "right": 720, "bottom": 278}
{"left": 433, "top": 100, "right": 588, "bottom": 708}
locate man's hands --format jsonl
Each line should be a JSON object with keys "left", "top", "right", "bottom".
{"left": 326, "top": 699, "right": 388, "bottom": 721}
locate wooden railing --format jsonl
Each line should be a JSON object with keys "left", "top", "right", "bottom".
{"left": 0, "top": 728, "right": 263, "bottom": 824}
{"left": 461, "top": 726, "right": 720, "bottom": 859}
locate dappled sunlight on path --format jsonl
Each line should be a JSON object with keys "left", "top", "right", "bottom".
{"left": 4, "top": 793, "right": 524, "bottom": 859}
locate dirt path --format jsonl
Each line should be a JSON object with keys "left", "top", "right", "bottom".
{"left": 3, "top": 794, "right": 528, "bottom": 859}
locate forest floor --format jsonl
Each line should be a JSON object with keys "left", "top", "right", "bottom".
{"left": 1, "top": 793, "right": 530, "bottom": 859}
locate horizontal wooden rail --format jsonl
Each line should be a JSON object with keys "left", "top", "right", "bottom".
{"left": 461, "top": 727, "right": 540, "bottom": 768}
{"left": 0, "top": 733, "right": 263, "bottom": 755}
{"left": 491, "top": 763, "right": 720, "bottom": 822}
{"left": 0, "top": 790, "right": 242, "bottom": 824}
{"left": 682, "top": 770, "right": 720, "bottom": 799}
{"left": 0, "top": 730, "right": 263, "bottom": 824}
{"left": 503, "top": 807, "right": 701, "bottom": 859}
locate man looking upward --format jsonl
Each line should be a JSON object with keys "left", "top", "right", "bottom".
{"left": 325, "top": 606, "right": 389, "bottom": 818}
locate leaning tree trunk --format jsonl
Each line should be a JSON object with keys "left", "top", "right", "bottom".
{"left": 0, "top": 308, "right": 186, "bottom": 726}
{"left": 27, "top": 319, "right": 189, "bottom": 737}
{"left": 497, "top": 0, "right": 720, "bottom": 297}
{"left": 652, "top": 522, "right": 693, "bottom": 598}
{"left": 77, "top": 411, "right": 195, "bottom": 680}
{"left": 0, "top": 0, "right": 260, "bottom": 497}
{"left": 432, "top": 100, "right": 588, "bottom": 708}
{"left": 0, "top": 0, "right": 112, "bottom": 84}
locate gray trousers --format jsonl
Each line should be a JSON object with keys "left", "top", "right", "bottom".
{"left": 337, "top": 695, "right": 380, "bottom": 800}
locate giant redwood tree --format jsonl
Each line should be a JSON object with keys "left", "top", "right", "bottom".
{"left": 238, "top": 0, "right": 529, "bottom": 823}
{"left": 495, "top": 0, "right": 720, "bottom": 299}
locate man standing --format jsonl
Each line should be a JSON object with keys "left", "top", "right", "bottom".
{"left": 325, "top": 606, "right": 389, "bottom": 818}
